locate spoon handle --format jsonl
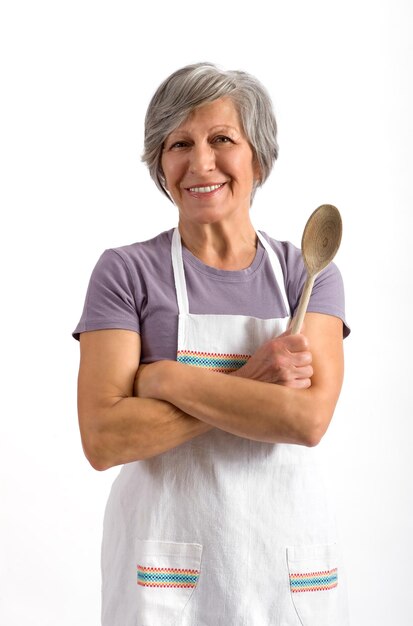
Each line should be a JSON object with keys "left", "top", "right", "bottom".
{"left": 290, "top": 273, "right": 316, "bottom": 334}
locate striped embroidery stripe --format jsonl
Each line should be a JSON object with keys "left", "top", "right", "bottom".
{"left": 289, "top": 568, "right": 338, "bottom": 593}
{"left": 137, "top": 565, "right": 200, "bottom": 589}
{"left": 177, "top": 350, "right": 249, "bottom": 373}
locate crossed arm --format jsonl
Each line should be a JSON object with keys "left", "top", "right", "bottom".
{"left": 77, "top": 313, "right": 344, "bottom": 470}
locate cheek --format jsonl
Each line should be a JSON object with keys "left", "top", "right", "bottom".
{"left": 162, "top": 156, "right": 183, "bottom": 189}
{"left": 229, "top": 150, "right": 256, "bottom": 179}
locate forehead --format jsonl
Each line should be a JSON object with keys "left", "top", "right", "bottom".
{"left": 172, "top": 97, "right": 242, "bottom": 134}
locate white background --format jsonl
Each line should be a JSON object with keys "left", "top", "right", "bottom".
{"left": 1, "top": 0, "right": 412, "bottom": 624}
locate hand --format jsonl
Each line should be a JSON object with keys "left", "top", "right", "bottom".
{"left": 232, "top": 330, "right": 313, "bottom": 389}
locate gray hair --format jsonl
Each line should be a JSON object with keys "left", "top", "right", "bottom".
{"left": 142, "top": 62, "right": 278, "bottom": 201}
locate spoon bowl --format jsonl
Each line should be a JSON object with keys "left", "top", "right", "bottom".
{"left": 290, "top": 204, "right": 342, "bottom": 334}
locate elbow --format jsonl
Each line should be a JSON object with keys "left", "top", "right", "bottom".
{"left": 82, "top": 435, "right": 112, "bottom": 472}
{"left": 79, "top": 419, "right": 115, "bottom": 471}
{"left": 302, "top": 426, "right": 324, "bottom": 448}
{"left": 79, "top": 410, "right": 149, "bottom": 469}
{"left": 88, "top": 453, "right": 112, "bottom": 473}
{"left": 292, "top": 389, "right": 336, "bottom": 448}
{"left": 300, "top": 409, "right": 332, "bottom": 448}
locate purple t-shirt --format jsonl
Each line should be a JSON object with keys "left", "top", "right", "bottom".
{"left": 73, "top": 229, "right": 349, "bottom": 362}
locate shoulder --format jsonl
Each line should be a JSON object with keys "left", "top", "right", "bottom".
{"left": 107, "top": 229, "right": 174, "bottom": 272}
{"left": 73, "top": 230, "right": 175, "bottom": 341}
{"left": 90, "top": 229, "right": 174, "bottom": 290}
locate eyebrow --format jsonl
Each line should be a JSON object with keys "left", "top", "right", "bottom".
{"left": 167, "top": 124, "right": 241, "bottom": 138}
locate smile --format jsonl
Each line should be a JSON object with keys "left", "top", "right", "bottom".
{"left": 188, "top": 183, "right": 225, "bottom": 193}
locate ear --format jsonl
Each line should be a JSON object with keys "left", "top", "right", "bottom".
{"left": 159, "top": 165, "right": 168, "bottom": 190}
{"left": 253, "top": 157, "right": 262, "bottom": 185}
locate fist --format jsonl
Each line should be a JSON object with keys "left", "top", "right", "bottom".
{"left": 232, "top": 330, "right": 313, "bottom": 388}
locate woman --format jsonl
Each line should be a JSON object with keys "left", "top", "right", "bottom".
{"left": 74, "top": 62, "right": 350, "bottom": 625}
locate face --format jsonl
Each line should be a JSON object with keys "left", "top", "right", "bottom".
{"left": 161, "top": 97, "right": 260, "bottom": 228}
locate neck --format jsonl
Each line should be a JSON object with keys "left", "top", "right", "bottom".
{"left": 178, "top": 218, "right": 258, "bottom": 270}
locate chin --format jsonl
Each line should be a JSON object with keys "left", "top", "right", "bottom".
{"left": 181, "top": 207, "right": 227, "bottom": 225}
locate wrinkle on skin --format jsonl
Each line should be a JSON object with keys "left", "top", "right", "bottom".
{"left": 161, "top": 97, "right": 261, "bottom": 269}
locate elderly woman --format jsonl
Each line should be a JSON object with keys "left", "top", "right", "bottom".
{"left": 74, "top": 62, "right": 350, "bottom": 625}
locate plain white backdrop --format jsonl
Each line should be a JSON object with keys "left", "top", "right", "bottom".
{"left": 1, "top": 0, "right": 412, "bottom": 624}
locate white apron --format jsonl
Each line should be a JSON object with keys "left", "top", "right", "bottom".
{"left": 101, "top": 228, "right": 349, "bottom": 626}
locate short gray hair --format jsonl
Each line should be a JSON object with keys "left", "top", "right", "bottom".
{"left": 142, "top": 62, "right": 278, "bottom": 201}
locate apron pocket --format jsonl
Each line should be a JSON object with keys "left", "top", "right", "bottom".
{"left": 286, "top": 543, "right": 339, "bottom": 626}
{"left": 136, "top": 539, "right": 202, "bottom": 626}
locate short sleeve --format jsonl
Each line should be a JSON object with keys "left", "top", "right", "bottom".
{"left": 309, "top": 263, "right": 350, "bottom": 336}
{"left": 301, "top": 262, "right": 350, "bottom": 337}
{"left": 72, "top": 249, "right": 140, "bottom": 340}
{"left": 279, "top": 236, "right": 350, "bottom": 338}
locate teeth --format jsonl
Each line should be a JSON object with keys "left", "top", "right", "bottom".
{"left": 189, "top": 183, "right": 224, "bottom": 193}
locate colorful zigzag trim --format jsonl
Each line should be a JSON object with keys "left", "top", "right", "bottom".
{"left": 137, "top": 565, "right": 200, "bottom": 588}
{"left": 289, "top": 568, "right": 338, "bottom": 593}
{"left": 177, "top": 350, "right": 249, "bottom": 373}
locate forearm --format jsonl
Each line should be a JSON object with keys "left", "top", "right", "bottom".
{"left": 80, "top": 395, "right": 212, "bottom": 470}
{"left": 143, "top": 361, "right": 336, "bottom": 447}
{"left": 78, "top": 330, "right": 212, "bottom": 470}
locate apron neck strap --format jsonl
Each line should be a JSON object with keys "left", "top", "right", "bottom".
{"left": 171, "top": 227, "right": 291, "bottom": 316}
{"left": 172, "top": 227, "right": 189, "bottom": 314}
{"left": 256, "top": 230, "right": 291, "bottom": 316}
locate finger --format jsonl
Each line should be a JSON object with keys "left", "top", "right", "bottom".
{"left": 293, "top": 365, "right": 314, "bottom": 379}
{"left": 290, "top": 351, "right": 312, "bottom": 367}
{"left": 284, "top": 377, "right": 312, "bottom": 389}
{"left": 282, "top": 334, "right": 310, "bottom": 353}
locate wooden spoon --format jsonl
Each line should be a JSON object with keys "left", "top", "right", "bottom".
{"left": 290, "top": 204, "right": 342, "bottom": 334}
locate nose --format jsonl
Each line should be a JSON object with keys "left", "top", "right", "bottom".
{"left": 189, "top": 141, "right": 215, "bottom": 174}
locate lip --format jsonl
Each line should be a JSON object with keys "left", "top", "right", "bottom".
{"left": 184, "top": 182, "right": 227, "bottom": 198}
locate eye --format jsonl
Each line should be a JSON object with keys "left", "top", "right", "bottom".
{"left": 212, "top": 135, "right": 233, "bottom": 144}
{"left": 165, "top": 140, "right": 191, "bottom": 151}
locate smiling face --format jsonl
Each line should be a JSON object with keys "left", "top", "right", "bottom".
{"left": 161, "top": 97, "right": 260, "bottom": 229}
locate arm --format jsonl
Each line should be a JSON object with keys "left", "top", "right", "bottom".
{"left": 77, "top": 324, "right": 316, "bottom": 469}
{"left": 136, "top": 312, "right": 344, "bottom": 447}
{"left": 77, "top": 313, "right": 340, "bottom": 468}
{"left": 77, "top": 329, "right": 212, "bottom": 470}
